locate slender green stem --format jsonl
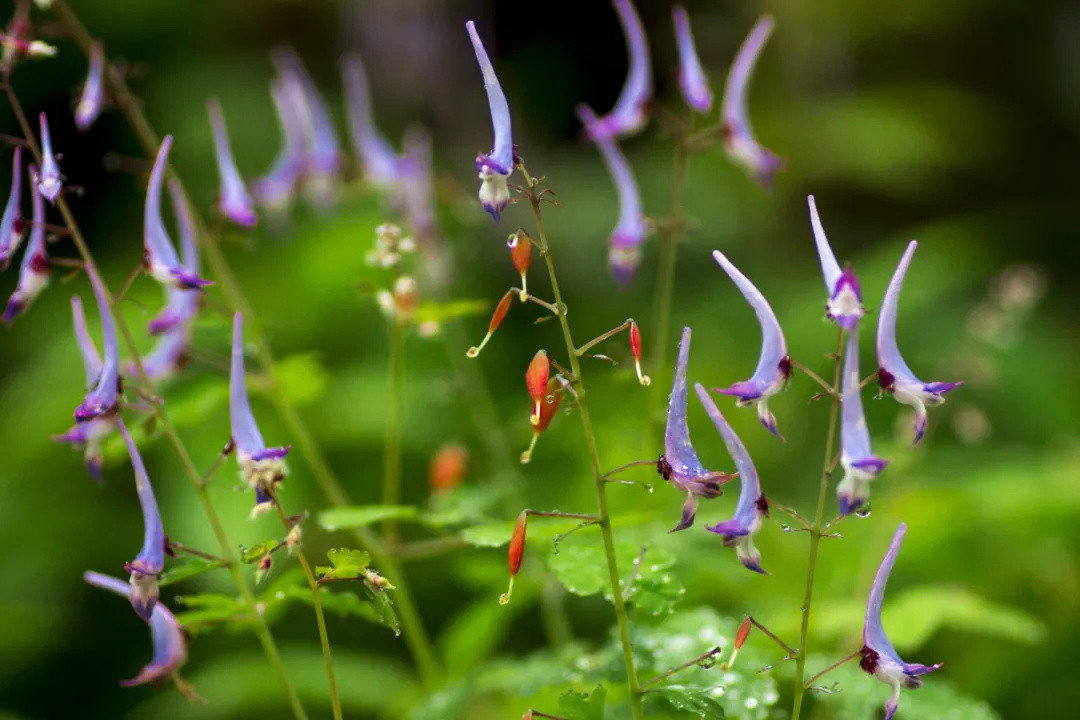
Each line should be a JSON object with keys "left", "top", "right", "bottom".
{"left": 52, "top": 2, "right": 442, "bottom": 686}
{"left": 382, "top": 319, "right": 406, "bottom": 543}
{"left": 0, "top": 83, "right": 310, "bottom": 720}
{"left": 791, "top": 330, "right": 846, "bottom": 720}
{"left": 575, "top": 320, "right": 631, "bottom": 357}
{"left": 747, "top": 616, "right": 798, "bottom": 656}
{"left": 640, "top": 646, "right": 722, "bottom": 692}
{"left": 804, "top": 648, "right": 861, "bottom": 689}
{"left": 523, "top": 169, "right": 645, "bottom": 720}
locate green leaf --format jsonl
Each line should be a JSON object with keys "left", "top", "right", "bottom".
{"left": 361, "top": 580, "right": 401, "bottom": 636}
{"left": 558, "top": 685, "right": 607, "bottom": 720}
{"left": 413, "top": 298, "right": 488, "bottom": 324}
{"left": 546, "top": 540, "right": 677, "bottom": 609}
{"left": 318, "top": 505, "right": 419, "bottom": 531}
{"left": 239, "top": 540, "right": 279, "bottom": 564}
{"left": 159, "top": 557, "right": 226, "bottom": 587}
{"left": 547, "top": 543, "right": 608, "bottom": 596}
{"left": 174, "top": 593, "right": 251, "bottom": 635}
{"left": 273, "top": 353, "right": 330, "bottom": 406}
{"left": 647, "top": 686, "right": 726, "bottom": 719}
{"left": 316, "top": 548, "right": 372, "bottom": 580}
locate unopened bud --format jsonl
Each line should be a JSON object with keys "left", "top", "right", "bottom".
{"left": 27, "top": 41, "right": 57, "bottom": 58}
{"left": 526, "top": 350, "right": 550, "bottom": 426}
{"left": 520, "top": 378, "right": 562, "bottom": 463}
{"left": 255, "top": 554, "right": 272, "bottom": 584}
{"left": 285, "top": 524, "right": 303, "bottom": 551}
{"left": 430, "top": 442, "right": 468, "bottom": 492}
{"left": 508, "top": 230, "right": 532, "bottom": 301}
{"left": 629, "top": 320, "right": 651, "bottom": 386}
{"left": 722, "top": 616, "right": 753, "bottom": 670}
{"left": 467, "top": 290, "right": 514, "bottom": 358}
{"left": 393, "top": 275, "right": 418, "bottom": 322}
{"left": 363, "top": 568, "right": 394, "bottom": 591}
{"left": 500, "top": 510, "right": 528, "bottom": 605}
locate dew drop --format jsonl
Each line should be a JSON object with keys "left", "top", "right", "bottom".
{"left": 781, "top": 524, "right": 791, "bottom": 532}
{"left": 645, "top": 484, "right": 654, "bottom": 493}
{"left": 855, "top": 503, "right": 872, "bottom": 518}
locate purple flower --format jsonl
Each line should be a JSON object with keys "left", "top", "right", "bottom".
{"left": 75, "top": 41, "right": 105, "bottom": 131}
{"left": 838, "top": 326, "right": 889, "bottom": 515}
{"left": 877, "top": 241, "right": 961, "bottom": 444}
{"left": 580, "top": 0, "right": 651, "bottom": 140}
{"left": 0, "top": 147, "right": 24, "bottom": 269}
{"left": 696, "top": 384, "right": 769, "bottom": 574}
{"left": 116, "top": 419, "right": 165, "bottom": 622}
{"left": 83, "top": 571, "right": 189, "bottom": 688}
{"left": 576, "top": 104, "right": 646, "bottom": 284}
{"left": 399, "top": 124, "right": 438, "bottom": 243}
{"left": 253, "top": 75, "right": 307, "bottom": 211}
{"left": 342, "top": 53, "right": 400, "bottom": 187}
{"left": 4, "top": 165, "right": 50, "bottom": 323}
{"left": 721, "top": 16, "right": 781, "bottom": 186}
{"left": 148, "top": 181, "right": 201, "bottom": 336}
{"left": 672, "top": 5, "right": 712, "bottom": 113}
{"left": 38, "top": 113, "right": 62, "bottom": 203}
{"left": 658, "top": 327, "right": 735, "bottom": 532}
{"left": 143, "top": 136, "right": 212, "bottom": 290}
{"left": 231, "top": 313, "right": 289, "bottom": 516}
{"left": 711, "top": 249, "right": 791, "bottom": 437}
{"left": 860, "top": 523, "right": 942, "bottom": 720}
{"left": 74, "top": 268, "right": 120, "bottom": 423}
{"left": 466, "top": 20, "right": 514, "bottom": 224}
{"left": 808, "top": 195, "right": 864, "bottom": 329}
{"left": 207, "top": 98, "right": 257, "bottom": 228}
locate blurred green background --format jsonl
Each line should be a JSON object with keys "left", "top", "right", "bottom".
{"left": 0, "top": 0, "right": 1077, "bottom": 718}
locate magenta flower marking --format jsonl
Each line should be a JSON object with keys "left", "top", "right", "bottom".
{"left": 581, "top": 0, "right": 651, "bottom": 140}
{"left": 342, "top": 53, "right": 400, "bottom": 187}
{"left": 577, "top": 104, "right": 646, "bottom": 284}
{"left": 721, "top": 16, "right": 781, "bottom": 186}
{"left": 84, "top": 571, "right": 188, "bottom": 688}
{"left": 711, "top": 249, "right": 791, "bottom": 437}
{"left": 116, "top": 419, "right": 165, "bottom": 622}
{"left": 860, "top": 523, "right": 943, "bottom": 720}
{"left": 75, "top": 41, "right": 105, "bottom": 131}
{"left": 0, "top": 147, "right": 24, "bottom": 269}
{"left": 838, "top": 326, "right": 889, "bottom": 515}
{"left": 38, "top": 113, "right": 62, "bottom": 204}
{"left": 4, "top": 164, "right": 50, "bottom": 323}
{"left": 877, "top": 241, "right": 962, "bottom": 444}
{"left": 673, "top": 5, "right": 712, "bottom": 113}
{"left": 808, "top": 195, "right": 865, "bottom": 329}
{"left": 144, "top": 136, "right": 212, "bottom": 290}
{"left": 695, "top": 384, "right": 769, "bottom": 574}
{"left": 254, "top": 75, "right": 307, "bottom": 211}
{"left": 207, "top": 98, "right": 257, "bottom": 228}
{"left": 466, "top": 20, "right": 513, "bottom": 223}
{"left": 659, "top": 328, "right": 735, "bottom": 532}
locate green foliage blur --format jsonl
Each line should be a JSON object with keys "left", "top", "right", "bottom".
{"left": 1, "top": 0, "right": 1077, "bottom": 718}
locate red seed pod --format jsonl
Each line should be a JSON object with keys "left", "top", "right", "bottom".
{"left": 509, "top": 230, "right": 532, "bottom": 275}
{"left": 629, "top": 320, "right": 643, "bottom": 361}
{"left": 534, "top": 378, "right": 563, "bottom": 434}
{"left": 734, "top": 616, "right": 752, "bottom": 650}
{"left": 467, "top": 291, "right": 515, "bottom": 358}
{"left": 526, "top": 350, "right": 550, "bottom": 425}
{"left": 430, "top": 442, "right": 468, "bottom": 492}
{"left": 508, "top": 510, "right": 528, "bottom": 576}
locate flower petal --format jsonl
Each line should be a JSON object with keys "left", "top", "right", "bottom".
{"left": 341, "top": 53, "right": 400, "bottom": 186}
{"left": 207, "top": 98, "right": 257, "bottom": 228}
{"left": 721, "top": 16, "right": 780, "bottom": 185}
{"left": 673, "top": 5, "right": 712, "bottom": 113}
{"left": 583, "top": 0, "right": 651, "bottom": 140}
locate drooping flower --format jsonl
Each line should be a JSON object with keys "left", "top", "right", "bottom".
{"left": 341, "top": 53, "right": 400, "bottom": 187}
{"left": 580, "top": 0, "right": 651, "bottom": 140}
{"left": 721, "top": 16, "right": 781, "bottom": 186}
{"left": 38, "top": 112, "right": 62, "bottom": 203}
{"left": 672, "top": 5, "right": 712, "bottom": 113}
{"left": 711, "top": 250, "right": 791, "bottom": 437}
{"left": 83, "top": 571, "right": 189, "bottom": 688}
{"left": 230, "top": 313, "right": 290, "bottom": 517}
{"left": 148, "top": 180, "right": 201, "bottom": 336}
{"left": 75, "top": 41, "right": 105, "bottom": 131}
{"left": 116, "top": 419, "right": 165, "bottom": 622}
{"left": 838, "top": 325, "right": 889, "bottom": 515}
{"left": 860, "top": 523, "right": 942, "bottom": 720}
{"left": 207, "top": 98, "right": 257, "bottom": 228}
{"left": 657, "top": 328, "right": 736, "bottom": 532}
{"left": 577, "top": 104, "right": 647, "bottom": 284}
{"left": 808, "top": 195, "right": 864, "bottom": 329}
{"left": 144, "top": 136, "right": 212, "bottom": 290}
{"left": 253, "top": 75, "right": 307, "bottom": 211}
{"left": 466, "top": 20, "right": 514, "bottom": 224}
{"left": 0, "top": 147, "right": 24, "bottom": 269}
{"left": 695, "top": 384, "right": 769, "bottom": 574}
{"left": 4, "top": 164, "right": 50, "bottom": 323}
{"left": 74, "top": 268, "right": 120, "bottom": 423}
{"left": 877, "top": 241, "right": 962, "bottom": 444}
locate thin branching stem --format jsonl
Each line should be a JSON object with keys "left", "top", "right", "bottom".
{"left": 747, "top": 616, "right": 798, "bottom": 657}
{"left": 804, "top": 648, "right": 861, "bottom": 689}
{"left": 602, "top": 459, "right": 657, "bottom": 478}
{"left": 574, "top": 320, "right": 631, "bottom": 357}
{"left": 640, "top": 646, "right": 723, "bottom": 692}
{"left": 790, "top": 358, "right": 835, "bottom": 396}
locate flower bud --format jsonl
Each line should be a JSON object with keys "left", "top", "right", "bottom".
{"left": 500, "top": 510, "right": 527, "bottom": 605}
{"left": 467, "top": 290, "right": 514, "bottom": 357}
{"left": 520, "top": 378, "right": 563, "bottom": 463}
{"left": 430, "top": 442, "right": 468, "bottom": 493}
{"left": 508, "top": 230, "right": 532, "bottom": 300}
{"left": 393, "top": 275, "right": 418, "bottom": 323}
{"left": 255, "top": 553, "right": 272, "bottom": 584}
{"left": 722, "top": 616, "right": 753, "bottom": 670}
{"left": 526, "top": 350, "right": 550, "bottom": 426}
{"left": 285, "top": 524, "right": 303, "bottom": 552}
{"left": 629, "top": 320, "right": 650, "bottom": 386}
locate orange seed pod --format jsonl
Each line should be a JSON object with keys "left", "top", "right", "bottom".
{"left": 723, "top": 616, "right": 754, "bottom": 669}
{"left": 521, "top": 379, "right": 563, "bottom": 464}
{"left": 629, "top": 320, "right": 650, "bottom": 386}
{"left": 467, "top": 290, "right": 515, "bottom": 358}
{"left": 508, "top": 230, "right": 532, "bottom": 301}
{"left": 525, "top": 350, "right": 550, "bottom": 425}
{"left": 500, "top": 510, "right": 528, "bottom": 605}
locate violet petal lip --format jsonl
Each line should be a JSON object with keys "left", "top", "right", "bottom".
{"left": 721, "top": 15, "right": 781, "bottom": 186}
{"left": 695, "top": 384, "right": 767, "bottom": 575}
{"left": 861, "top": 524, "right": 943, "bottom": 720}
{"left": 208, "top": 98, "right": 257, "bottom": 228}
{"left": 577, "top": 104, "right": 646, "bottom": 284}
{"left": 838, "top": 326, "right": 888, "bottom": 516}
{"left": 74, "top": 268, "right": 120, "bottom": 422}
{"left": 0, "top": 146, "right": 24, "bottom": 269}
{"left": 341, "top": 53, "right": 400, "bottom": 187}
{"left": 466, "top": 20, "right": 513, "bottom": 224}
{"left": 144, "top": 136, "right": 213, "bottom": 289}
{"left": 711, "top": 249, "right": 789, "bottom": 437}
{"left": 876, "top": 241, "right": 962, "bottom": 445}
{"left": 673, "top": 5, "right": 712, "bottom": 113}
{"left": 75, "top": 41, "right": 105, "bottom": 131}
{"left": 4, "top": 163, "right": 49, "bottom": 324}
{"left": 582, "top": 0, "right": 652, "bottom": 140}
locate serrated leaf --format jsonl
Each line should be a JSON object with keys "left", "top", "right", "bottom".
{"left": 548, "top": 544, "right": 609, "bottom": 596}
{"left": 647, "top": 686, "right": 727, "bottom": 719}
{"left": 174, "top": 593, "right": 251, "bottom": 634}
{"left": 319, "top": 505, "right": 419, "bottom": 531}
{"left": 240, "top": 540, "right": 279, "bottom": 564}
{"left": 316, "top": 548, "right": 372, "bottom": 580}
{"left": 362, "top": 580, "right": 400, "bottom": 636}
{"left": 546, "top": 541, "right": 676, "bottom": 603}
{"left": 558, "top": 685, "right": 607, "bottom": 720}
{"left": 159, "top": 556, "right": 226, "bottom": 587}
{"left": 273, "top": 353, "right": 330, "bottom": 406}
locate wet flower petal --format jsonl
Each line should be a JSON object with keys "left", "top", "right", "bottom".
{"left": 75, "top": 41, "right": 105, "bottom": 131}
{"left": 74, "top": 268, "right": 119, "bottom": 422}
{"left": 838, "top": 326, "right": 888, "bottom": 515}
{"left": 143, "top": 136, "right": 212, "bottom": 290}
{"left": 0, "top": 147, "right": 24, "bottom": 268}
{"left": 117, "top": 419, "right": 165, "bottom": 621}
{"left": 673, "top": 5, "right": 712, "bottom": 113}
{"left": 4, "top": 164, "right": 50, "bottom": 323}
{"left": 207, "top": 98, "right": 257, "bottom": 228}
{"left": 38, "top": 112, "right": 62, "bottom": 203}
{"left": 711, "top": 250, "right": 790, "bottom": 437}
{"left": 876, "top": 241, "right": 961, "bottom": 444}
{"left": 581, "top": 0, "right": 651, "bottom": 140}
{"left": 721, "top": 16, "right": 781, "bottom": 186}
{"left": 342, "top": 53, "right": 400, "bottom": 187}
{"left": 466, "top": 20, "right": 513, "bottom": 223}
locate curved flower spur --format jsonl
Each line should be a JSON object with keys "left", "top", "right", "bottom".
{"left": 0, "top": 146, "right": 24, "bottom": 269}
{"left": 838, "top": 325, "right": 888, "bottom": 516}
{"left": 658, "top": 328, "right": 737, "bottom": 532}
{"left": 143, "top": 136, "right": 212, "bottom": 290}
{"left": 808, "top": 195, "right": 865, "bottom": 329}
{"left": 580, "top": 0, "right": 652, "bottom": 141}
{"left": 672, "top": 4, "right": 712, "bottom": 114}
{"left": 207, "top": 97, "right": 257, "bottom": 228}
{"left": 75, "top": 41, "right": 105, "bottom": 131}
{"left": 253, "top": 74, "right": 307, "bottom": 212}
{"left": 877, "top": 241, "right": 961, "bottom": 444}
{"left": 342, "top": 52, "right": 400, "bottom": 188}
{"left": 466, "top": 20, "right": 514, "bottom": 224}
{"left": 4, "top": 164, "right": 50, "bottom": 323}
{"left": 721, "top": 16, "right": 781, "bottom": 186}
{"left": 116, "top": 419, "right": 166, "bottom": 623}
{"left": 711, "top": 250, "right": 791, "bottom": 438}
{"left": 695, "top": 384, "right": 770, "bottom": 574}
{"left": 860, "top": 523, "right": 942, "bottom": 719}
